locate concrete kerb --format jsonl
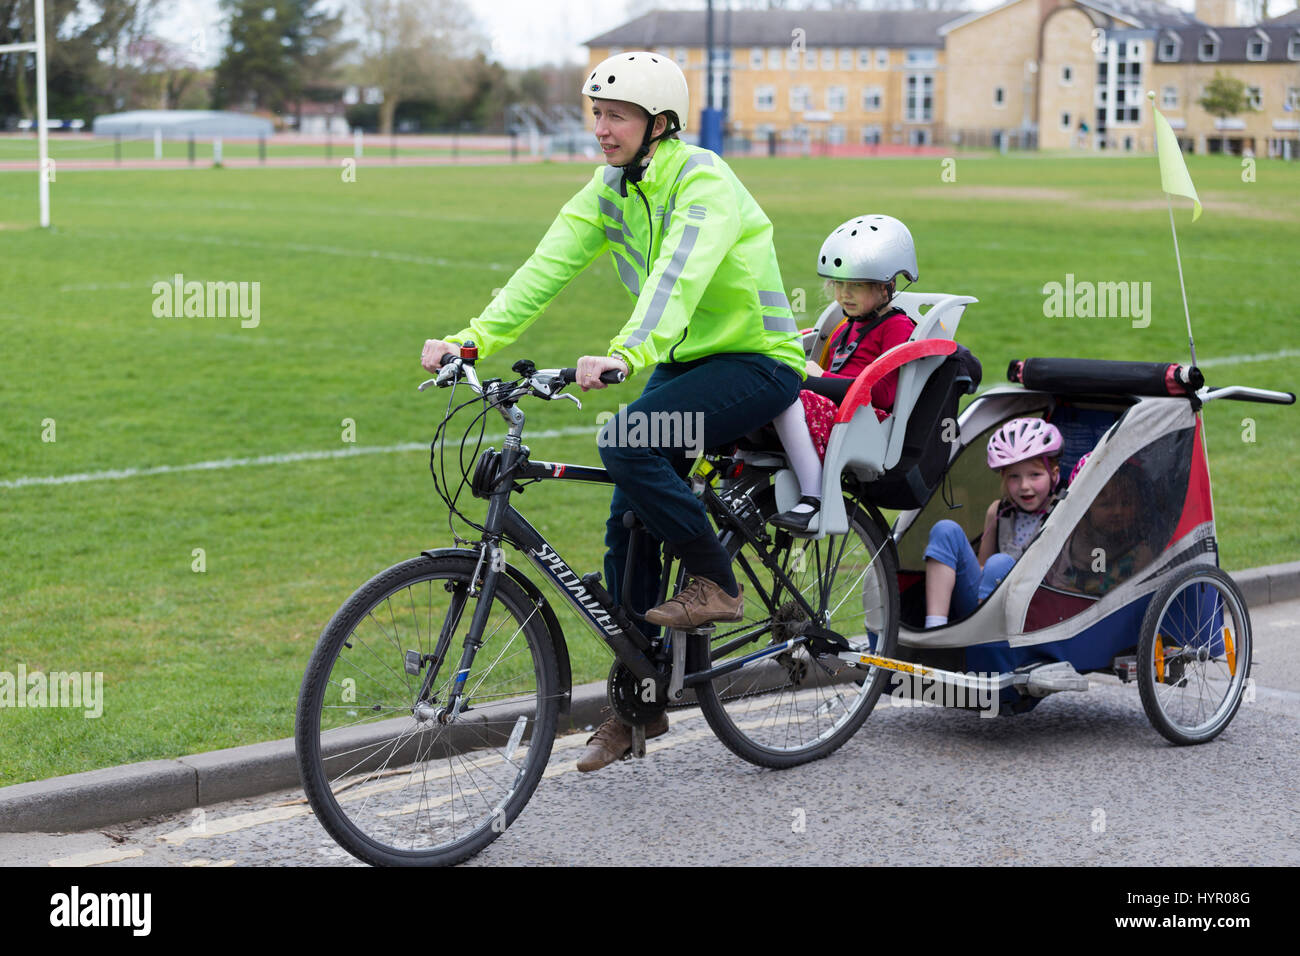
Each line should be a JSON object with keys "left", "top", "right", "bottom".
{"left": 0, "top": 680, "right": 616, "bottom": 834}
{"left": 3, "top": 559, "right": 1298, "bottom": 835}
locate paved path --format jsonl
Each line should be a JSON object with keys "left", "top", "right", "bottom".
{"left": 4, "top": 595, "right": 1296, "bottom": 867}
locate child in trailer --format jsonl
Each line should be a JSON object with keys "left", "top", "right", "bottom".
{"left": 923, "top": 418, "right": 1064, "bottom": 628}
{"left": 1049, "top": 455, "right": 1157, "bottom": 596}
{"left": 767, "top": 214, "right": 919, "bottom": 532}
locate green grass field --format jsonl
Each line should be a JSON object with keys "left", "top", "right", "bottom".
{"left": 1, "top": 152, "right": 1297, "bottom": 785}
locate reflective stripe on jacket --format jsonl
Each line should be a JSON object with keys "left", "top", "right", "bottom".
{"left": 446, "top": 139, "right": 804, "bottom": 378}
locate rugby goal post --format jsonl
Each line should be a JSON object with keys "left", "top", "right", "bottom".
{"left": 0, "top": 0, "right": 51, "bottom": 227}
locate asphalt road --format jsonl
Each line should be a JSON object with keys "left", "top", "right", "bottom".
{"left": 4, "top": 596, "right": 1298, "bottom": 868}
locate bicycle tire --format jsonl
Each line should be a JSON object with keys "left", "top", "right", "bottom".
{"left": 1137, "top": 563, "right": 1252, "bottom": 746}
{"left": 295, "top": 554, "right": 559, "bottom": 866}
{"left": 690, "top": 490, "right": 899, "bottom": 768}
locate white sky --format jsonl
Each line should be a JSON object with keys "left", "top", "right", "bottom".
{"left": 154, "top": 0, "right": 1300, "bottom": 70}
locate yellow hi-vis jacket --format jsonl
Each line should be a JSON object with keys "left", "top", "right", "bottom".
{"left": 445, "top": 138, "right": 805, "bottom": 379}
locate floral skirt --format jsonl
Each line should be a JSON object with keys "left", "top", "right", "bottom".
{"left": 799, "top": 389, "right": 838, "bottom": 462}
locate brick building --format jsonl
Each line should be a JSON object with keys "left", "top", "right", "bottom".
{"left": 941, "top": 0, "right": 1300, "bottom": 155}
{"left": 583, "top": 5, "right": 1300, "bottom": 157}
{"left": 584, "top": 8, "right": 959, "bottom": 149}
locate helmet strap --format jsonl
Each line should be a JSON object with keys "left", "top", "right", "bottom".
{"left": 622, "top": 112, "right": 679, "bottom": 186}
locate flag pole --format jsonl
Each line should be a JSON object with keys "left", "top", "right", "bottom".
{"left": 1166, "top": 195, "right": 1196, "bottom": 369}
{"left": 1148, "top": 90, "right": 1202, "bottom": 370}
{"left": 1149, "top": 91, "right": 1215, "bottom": 523}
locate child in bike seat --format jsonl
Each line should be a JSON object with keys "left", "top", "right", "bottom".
{"left": 923, "top": 418, "right": 1063, "bottom": 628}
{"left": 767, "top": 214, "right": 918, "bottom": 532}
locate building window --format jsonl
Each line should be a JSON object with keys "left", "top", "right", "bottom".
{"left": 786, "top": 48, "right": 799, "bottom": 69}
{"left": 877, "top": 49, "right": 889, "bottom": 69}
{"left": 840, "top": 48, "right": 853, "bottom": 69}
{"left": 750, "top": 48, "right": 764, "bottom": 70}
{"left": 1162, "top": 85, "right": 1178, "bottom": 108}
{"left": 862, "top": 86, "right": 883, "bottom": 111}
{"left": 1247, "top": 86, "right": 1263, "bottom": 109}
{"left": 805, "top": 51, "right": 817, "bottom": 69}
{"left": 755, "top": 85, "right": 776, "bottom": 111}
{"left": 1061, "top": 64, "right": 1073, "bottom": 85}
{"left": 1247, "top": 35, "right": 1267, "bottom": 61}
{"left": 828, "top": 124, "right": 846, "bottom": 145}
{"left": 862, "top": 125, "right": 882, "bottom": 144}
{"left": 1288, "top": 87, "right": 1300, "bottom": 110}
{"left": 905, "top": 48, "right": 936, "bottom": 68}
{"left": 907, "top": 74, "right": 933, "bottom": 121}
{"left": 768, "top": 47, "right": 782, "bottom": 69}
{"left": 909, "top": 128, "right": 930, "bottom": 146}
{"left": 1290, "top": 33, "right": 1300, "bottom": 60}
{"left": 822, "top": 49, "right": 835, "bottom": 69}
{"left": 827, "top": 86, "right": 847, "bottom": 112}
{"left": 994, "top": 85, "right": 1005, "bottom": 107}
{"left": 1199, "top": 36, "right": 1218, "bottom": 61}
{"left": 1159, "top": 36, "right": 1179, "bottom": 61}
{"left": 790, "top": 86, "right": 812, "bottom": 111}
{"left": 1060, "top": 111, "right": 1072, "bottom": 130}
{"left": 1123, "top": 135, "right": 1134, "bottom": 151}
{"left": 857, "top": 48, "right": 871, "bottom": 69}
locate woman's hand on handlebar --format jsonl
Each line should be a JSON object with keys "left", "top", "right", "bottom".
{"left": 574, "top": 355, "right": 628, "bottom": 391}
{"left": 421, "top": 339, "right": 458, "bottom": 373}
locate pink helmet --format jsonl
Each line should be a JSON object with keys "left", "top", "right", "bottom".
{"left": 987, "top": 418, "right": 1063, "bottom": 470}
{"left": 1068, "top": 451, "right": 1091, "bottom": 484}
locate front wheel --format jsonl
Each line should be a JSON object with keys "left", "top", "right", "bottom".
{"left": 1137, "top": 564, "right": 1252, "bottom": 746}
{"left": 690, "top": 492, "right": 899, "bottom": 768}
{"left": 295, "top": 554, "right": 559, "bottom": 866}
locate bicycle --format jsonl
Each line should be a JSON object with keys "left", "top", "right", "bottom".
{"left": 294, "top": 346, "right": 899, "bottom": 866}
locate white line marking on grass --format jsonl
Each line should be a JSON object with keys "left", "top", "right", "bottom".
{"left": 57, "top": 281, "right": 139, "bottom": 292}
{"left": 78, "top": 230, "right": 509, "bottom": 272}
{"left": 1196, "top": 349, "right": 1300, "bottom": 368}
{"left": 0, "top": 426, "right": 598, "bottom": 490}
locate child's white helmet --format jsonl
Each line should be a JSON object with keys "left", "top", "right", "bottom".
{"left": 817, "top": 214, "right": 919, "bottom": 284}
{"left": 581, "top": 52, "right": 690, "bottom": 132}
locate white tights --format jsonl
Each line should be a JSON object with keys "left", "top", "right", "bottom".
{"left": 772, "top": 397, "right": 823, "bottom": 513}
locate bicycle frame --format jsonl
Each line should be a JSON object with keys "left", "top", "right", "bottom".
{"left": 424, "top": 362, "right": 853, "bottom": 721}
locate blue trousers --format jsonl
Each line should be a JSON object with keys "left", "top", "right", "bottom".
{"left": 924, "top": 519, "right": 1016, "bottom": 620}
{"left": 599, "top": 353, "right": 801, "bottom": 618}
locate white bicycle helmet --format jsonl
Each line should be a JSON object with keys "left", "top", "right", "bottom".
{"left": 582, "top": 52, "right": 689, "bottom": 132}
{"left": 817, "top": 214, "right": 919, "bottom": 285}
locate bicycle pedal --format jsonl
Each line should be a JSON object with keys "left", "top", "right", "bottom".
{"left": 630, "top": 723, "right": 647, "bottom": 759}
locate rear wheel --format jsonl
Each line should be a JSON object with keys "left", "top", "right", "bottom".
{"left": 690, "top": 490, "right": 899, "bottom": 768}
{"left": 295, "top": 554, "right": 559, "bottom": 866}
{"left": 1137, "top": 564, "right": 1251, "bottom": 746}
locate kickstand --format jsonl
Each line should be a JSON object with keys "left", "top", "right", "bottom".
{"left": 630, "top": 722, "right": 647, "bottom": 759}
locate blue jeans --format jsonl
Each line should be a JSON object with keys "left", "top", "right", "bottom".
{"left": 924, "top": 519, "right": 1016, "bottom": 620}
{"left": 599, "top": 352, "right": 801, "bottom": 617}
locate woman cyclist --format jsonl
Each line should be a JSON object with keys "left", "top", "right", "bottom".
{"left": 420, "top": 52, "right": 804, "bottom": 770}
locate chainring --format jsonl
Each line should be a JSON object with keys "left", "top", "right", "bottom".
{"left": 607, "top": 660, "right": 667, "bottom": 724}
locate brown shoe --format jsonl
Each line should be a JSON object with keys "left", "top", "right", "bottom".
{"left": 644, "top": 577, "right": 744, "bottom": 629}
{"left": 576, "top": 712, "right": 669, "bottom": 773}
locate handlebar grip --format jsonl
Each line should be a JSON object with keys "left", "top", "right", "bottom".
{"left": 559, "top": 368, "right": 625, "bottom": 385}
